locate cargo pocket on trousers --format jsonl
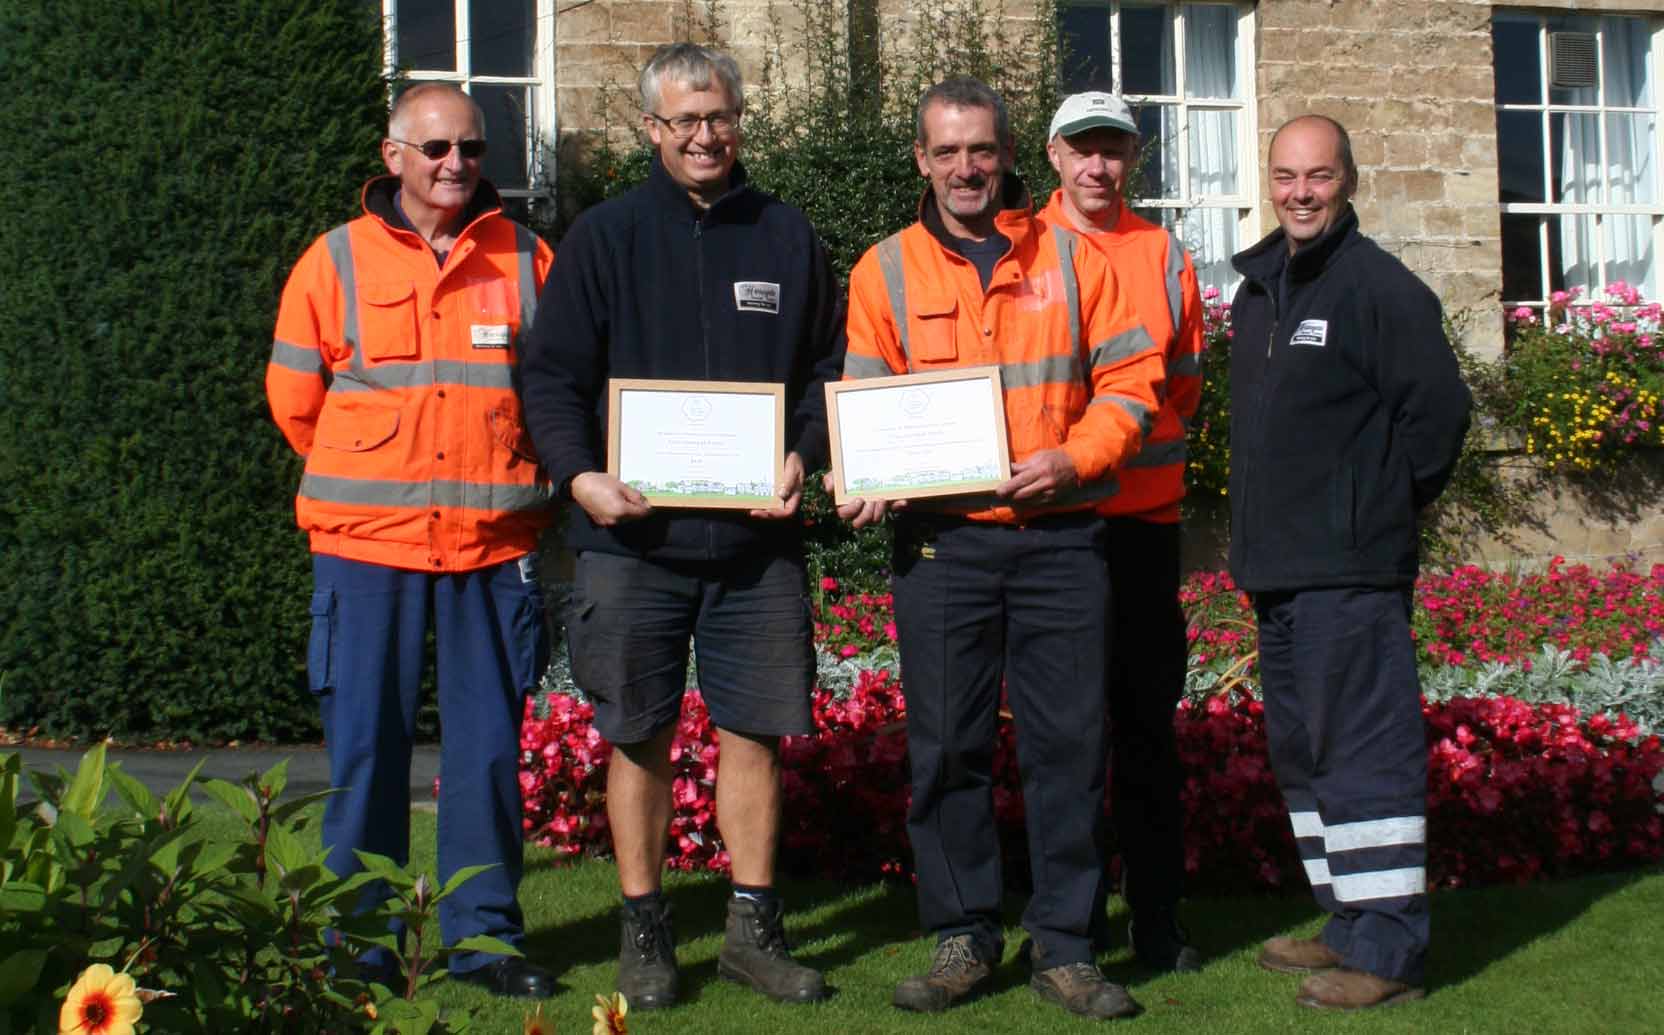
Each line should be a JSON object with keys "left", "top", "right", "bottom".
{"left": 510, "top": 582, "right": 550, "bottom": 697}
{"left": 307, "top": 590, "right": 336, "bottom": 695}
{"left": 561, "top": 594, "right": 614, "bottom": 703}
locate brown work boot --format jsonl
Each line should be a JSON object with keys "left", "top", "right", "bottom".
{"left": 892, "top": 934, "right": 996, "bottom": 1013}
{"left": 1028, "top": 943, "right": 1141, "bottom": 1020}
{"left": 717, "top": 896, "right": 827, "bottom": 1003}
{"left": 1257, "top": 935, "right": 1343, "bottom": 975}
{"left": 1296, "top": 968, "right": 1425, "bottom": 1010}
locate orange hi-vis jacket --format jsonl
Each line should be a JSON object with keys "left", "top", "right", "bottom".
{"left": 1039, "top": 191, "right": 1204, "bottom": 524}
{"left": 267, "top": 177, "right": 556, "bottom": 572}
{"left": 844, "top": 189, "right": 1164, "bottom": 524}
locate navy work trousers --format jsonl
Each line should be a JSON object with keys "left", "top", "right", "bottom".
{"left": 308, "top": 553, "right": 548, "bottom": 974}
{"left": 891, "top": 514, "right": 1109, "bottom": 967}
{"left": 1103, "top": 517, "right": 1188, "bottom": 915}
{"left": 1255, "top": 586, "right": 1429, "bottom": 985}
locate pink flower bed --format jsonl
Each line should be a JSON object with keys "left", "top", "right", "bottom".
{"left": 518, "top": 569, "right": 1664, "bottom": 893}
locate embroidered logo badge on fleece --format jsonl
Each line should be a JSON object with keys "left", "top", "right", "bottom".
{"left": 1289, "top": 319, "right": 1328, "bottom": 348}
{"left": 734, "top": 281, "right": 781, "bottom": 314}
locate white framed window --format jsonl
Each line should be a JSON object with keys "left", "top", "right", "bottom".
{"left": 1494, "top": 11, "right": 1663, "bottom": 309}
{"left": 1056, "top": 1, "right": 1258, "bottom": 293}
{"left": 376, "top": 0, "right": 556, "bottom": 202}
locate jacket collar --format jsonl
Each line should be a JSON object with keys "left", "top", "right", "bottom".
{"left": 361, "top": 174, "right": 502, "bottom": 241}
{"left": 917, "top": 170, "right": 1034, "bottom": 252}
{"left": 647, "top": 155, "right": 753, "bottom": 218}
{"left": 1231, "top": 204, "right": 1360, "bottom": 284}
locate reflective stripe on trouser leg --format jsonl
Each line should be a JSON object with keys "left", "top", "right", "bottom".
{"left": 312, "top": 554, "right": 431, "bottom": 971}
{"left": 434, "top": 555, "right": 547, "bottom": 973}
{"left": 1259, "top": 587, "right": 1429, "bottom": 986}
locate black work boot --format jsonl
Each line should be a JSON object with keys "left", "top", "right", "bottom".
{"left": 892, "top": 933, "right": 998, "bottom": 1012}
{"left": 617, "top": 899, "right": 678, "bottom": 1010}
{"left": 717, "top": 896, "right": 827, "bottom": 1003}
{"left": 1129, "top": 909, "right": 1202, "bottom": 972}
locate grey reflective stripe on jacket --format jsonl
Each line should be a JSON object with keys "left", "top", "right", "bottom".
{"left": 873, "top": 233, "right": 911, "bottom": 371}
{"left": 297, "top": 473, "right": 549, "bottom": 513}
{"left": 269, "top": 338, "right": 324, "bottom": 377}
{"left": 1162, "top": 228, "right": 1185, "bottom": 338}
{"left": 1126, "top": 436, "right": 1186, "bottom": 468}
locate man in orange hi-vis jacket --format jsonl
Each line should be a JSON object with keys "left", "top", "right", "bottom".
{"left": 1039, "top": 91, "right": 1206, "bottom": 974}
{"left": 836, "top": 77, "right": 1164, "bottom": 1021}
{"left": 267, "top": 83, "right": 557, "bottom": 999}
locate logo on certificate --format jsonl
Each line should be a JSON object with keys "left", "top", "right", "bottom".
{"left": 682, "top": 395, "right": 713, "bottom": 423}
{"left": 899, "top": 388, "right": 930, "bottom": 417}
{"left": 734, "top": 281, "right": 781, "bottom": 314}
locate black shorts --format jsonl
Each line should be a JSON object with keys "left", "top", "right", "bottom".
{"left": 563, "top": 549, "right": 815, "bottom": 744}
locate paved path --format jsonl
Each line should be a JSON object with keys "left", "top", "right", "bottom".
{"left": 7, "top": 743, "right": 440, "bottom": 808}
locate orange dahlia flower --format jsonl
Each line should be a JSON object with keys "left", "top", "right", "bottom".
{"left": 58, "top": 964, "right": 142, "bottom": 1035}
{"left": 591, "top": 991, "right": 628, "bottom": 1035}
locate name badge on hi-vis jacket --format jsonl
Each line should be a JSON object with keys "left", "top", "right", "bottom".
{"left": 471, "top": 324, "right": 512, "bottom": 349}
{"left": 1289, "top": 319, "right": 1328, "bottom": 348}
{"left": 734, "top": 281, "right": 781, "bottom": 314}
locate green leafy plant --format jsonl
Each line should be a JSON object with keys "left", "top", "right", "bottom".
{"left": 0, "top": 748, "right": 489, "bottom": 1034}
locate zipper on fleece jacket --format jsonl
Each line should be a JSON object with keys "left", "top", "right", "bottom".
{"left": 693, "top": 214, "right": 716, "bottom": 560}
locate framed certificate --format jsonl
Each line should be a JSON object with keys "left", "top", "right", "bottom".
{"left": 825, "top": 367, "right": 1011, "bottom": 504}
{"left": 607, "top": 379, "right": 786, "bottom": 509}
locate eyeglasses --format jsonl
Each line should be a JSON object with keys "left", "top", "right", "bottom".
{"left": 646, "top": 111, "right": 740, "bottom": 139}
{"left": 390, "top": 137, "right": 488, "bottom": 161}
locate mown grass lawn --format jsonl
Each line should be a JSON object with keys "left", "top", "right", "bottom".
{"left": 337, "top": 811, "right": 1664, "bottom": 1035}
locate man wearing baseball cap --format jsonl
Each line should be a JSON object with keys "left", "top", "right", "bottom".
{"left": 1039, "top": 91, "right": 1207, "bottom": 974}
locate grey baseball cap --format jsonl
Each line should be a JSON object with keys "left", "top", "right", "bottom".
{"left": 1048, "top": 91, "right": 1138, "bottom": 139}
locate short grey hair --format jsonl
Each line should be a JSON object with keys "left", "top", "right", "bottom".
{"left": 915, "top": 77, "right": 1010, "bottom": 147}
{"left": 388, "top": 82, "right": 484, "bottom": 139}
{"left": 639, "top": 43, "right": 744, "bottom": 115}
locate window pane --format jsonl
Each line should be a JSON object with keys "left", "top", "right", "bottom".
{"left": 1121, "top": 3, "right": 1174, "bottom": 95}
{"left": 1501, "top": 213, "right": 1545, "bottom": 301}
{"left": 1548, "top": 16, "right": 1599, "bottom": 106}
{"left": 1491, "top": 15, "right": 1541, "bottom": 106}
{"left": 471, "top": 0, "right": 535, "bottom": 77}
{"left": 474, "top": 84, "right": 530, "bottom": 190}
{"left": 397, "top": 0, "right": 455, "bottom": 71}
{"left": 1496, "top": 109, "right": 1545, "bottom": 203}
{"left": 1184, "top": 4, "right": 1237, "bottom": 98}
{"left": 1059, "top": 5, "right": 1111, "bottom": 92}
{"left": 1551, "top": 112, "right": 1601, "bottom": 204}
{"left": 1552, "top": 212, "right": 1600, "bottom": 292}
{"left": 1132, "top": 103, "right": 1181, "bottom": 199}
{"left": 1604, "top": 214, "right": 1655, "bottom": 291}
{"left": 1607, "top": 113, "right": 1655, "bottom": 204}
{"left": 1179, "top": 206, "right": 1240, "bottom": 295}
{"left": 1603, "top": 16, "right": 1652, "bottom": 108}
{"left": 1188, "top": 109, "right": 1237, "bottom": 196}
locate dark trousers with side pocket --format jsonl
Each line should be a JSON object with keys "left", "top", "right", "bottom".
{"left": 1255, "top": 586, "right": 1429, "bottom": 986}
{"left": 308, "top": 553, "right": 547, "bottom": 974}
{"left": 891, "top": 514, "right": 1110, "bottom": 967}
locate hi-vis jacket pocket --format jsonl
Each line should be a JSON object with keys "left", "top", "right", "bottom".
{"left": 358, "top": 280, "right": 420, "bottom": 361}
{"left": 910, "top": 295, "right": 959, "bottom": 363}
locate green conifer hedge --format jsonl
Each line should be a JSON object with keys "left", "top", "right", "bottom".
{"left": 0, "top": 0, "right": 386, "bottom": 741}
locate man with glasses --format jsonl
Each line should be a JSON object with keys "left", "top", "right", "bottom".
{"left": 519, "top": 43, "right": 843, "bottom": 1009}
{"left": 268, "top": 83, "right": 557, "bottom": 997}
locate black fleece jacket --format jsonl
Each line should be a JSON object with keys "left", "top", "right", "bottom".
{"left": 1227, "top": 207, "right": 1472, "bottom": 593}
{"left": 519, "top": 158, "right": 846, "bottom": 562}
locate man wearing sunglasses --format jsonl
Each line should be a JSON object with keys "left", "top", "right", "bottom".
{"left": 268, "top": 82, "right": 557, "bottom": 999}
{"left": 520, "top": 43, "right": 844, "bottom": 1010}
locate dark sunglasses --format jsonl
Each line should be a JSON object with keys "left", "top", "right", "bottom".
{"left": 391, "top": 137, "right": 487, "bottom": 160}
